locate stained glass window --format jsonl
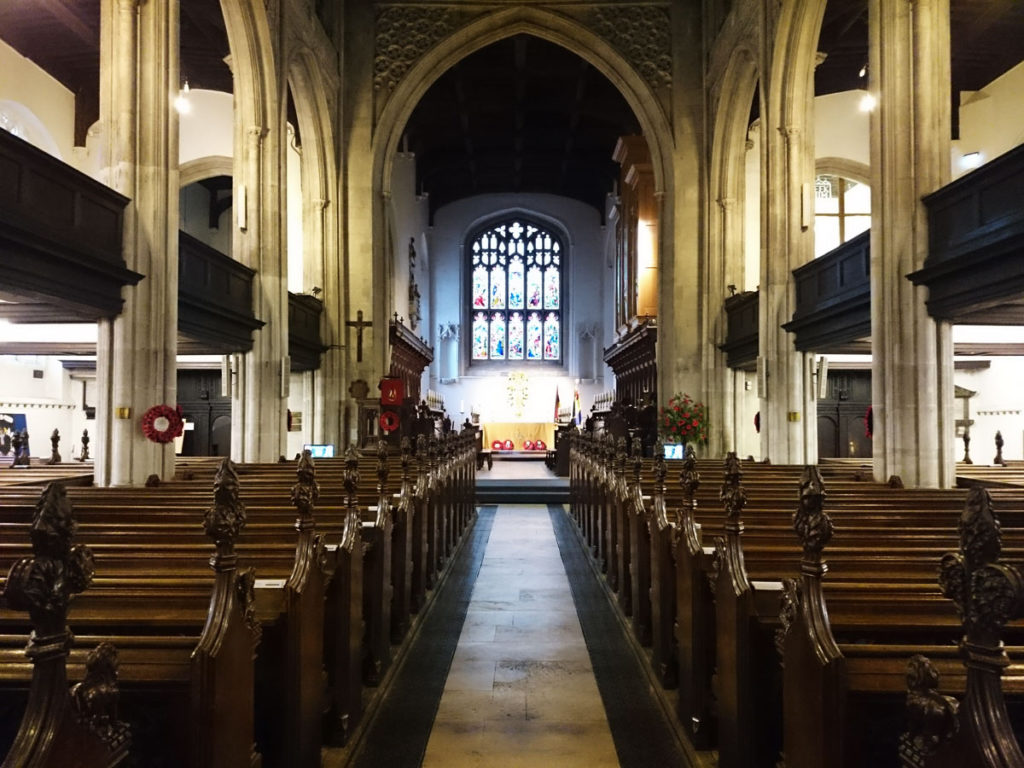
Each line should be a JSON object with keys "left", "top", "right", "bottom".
{"left": 508, "top": 312, "right": 524, "bottom": 359}
{"left": 527, "top": 312, "right": 543, "bottom": 360}
{"left": 472, "top": 312, "right": 488, "bottom": 359}
{"left": 468, "top": 218, "right": 562, "bottom": 362}
{"left": 490, "top": 312, "right": 506, "bottom": 359}
{"left": 544, "top": 312, "right": 560, "bottom": 360}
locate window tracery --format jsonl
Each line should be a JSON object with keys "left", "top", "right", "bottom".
{"left": 469, "top": 219, "right": 561, "bottom": 362}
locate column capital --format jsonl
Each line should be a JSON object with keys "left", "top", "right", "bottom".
{"left": 716, "top": 197, "right": 737, "bottom": 211}
{"left": 778, "top": 124, "right": 800, "bottom": 143}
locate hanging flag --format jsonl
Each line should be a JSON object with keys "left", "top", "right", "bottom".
{"left": 554, "top": 386, "right": 561, "bottom": 422}
{"left": 573, "top": 386, "right": 582, "bottom": 427}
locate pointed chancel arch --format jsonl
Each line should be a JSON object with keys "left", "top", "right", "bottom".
{"left": 365, "top": 6, "right": 679, "bottom": 406}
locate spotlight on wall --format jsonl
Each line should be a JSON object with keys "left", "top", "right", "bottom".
{"left": 174, "top": 81, "right": 192, "bottom": 115}
{"left": 858, "top": 92, "right": 877, "bottom": 113}
{"left": 960, "top": 151, "right": 983, "bottom": 170}
{"left": 858, "top": 64, "right": 867, "bottom": 78}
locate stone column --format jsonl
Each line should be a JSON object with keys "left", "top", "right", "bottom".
{"left": 94, "top": 0, "right": 179, "bottom": 486}
{"left": 231, "top": 119, "right": 289, "bottom": 463}
{"left": 705, "top": 196, "right": 738, "bottom": 457}
{"left": 869, "top": 0, "right": 954, "bottom": 487}
{"left": 759, "top": 118, "right": 816, "bottom": 465}
{"left": 310, "top": 196, "right": 343, "bottom": 448}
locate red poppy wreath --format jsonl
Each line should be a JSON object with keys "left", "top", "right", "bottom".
{"left": 141, "top": 404, "right": 185, "bottom": 443}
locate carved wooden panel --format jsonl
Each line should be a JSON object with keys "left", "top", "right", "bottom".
{"left": 912, "top": 144, "right": 1024, "bottom": 323}
{"left": 604, "top": 319, "right": 657, "bottom": 406}
{"left": 0, "top": 128, "right": 139, "bottom": 320}
{"left": 178, "top": 231, "right": 264, "bottom": 352}
{"left": 720, "top": 290, "right": 758, "bottom": 370}
{"left": 785, "top": 231, "right": 871, "bottom": 351}
{"left": 289, "top": 293, "right": 325, "bottom": 372}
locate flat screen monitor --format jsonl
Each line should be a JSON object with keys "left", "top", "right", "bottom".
{"left": 304, "top": 444, "right": 335, "bottom": 458}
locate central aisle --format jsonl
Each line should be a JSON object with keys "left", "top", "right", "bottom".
{"left": 422, "top": 504, "right": 619, "bottom": 767}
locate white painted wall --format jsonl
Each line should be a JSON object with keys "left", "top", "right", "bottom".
{"left": 814, "top": 90, "right": 871, "bottom": 168}
{"left": 0, "top": 38, "right": 75, "bottom": 162}
{"left": 390, "top": 152, "right": 431, "bottom": 345}
{"left": 179, "top": 89, "right": 234, "bottom": 166}
{"left": 954, "top": 357, "right": 1024, "bottom": 462}
{"left": 427, "top": 193, "right": 607, "bottom": 424}
{"left": 0, "top": 355, "right": 93, "bottom": 459}
{"left": 954, "top": 60, "right": 1024, "bottom": 178}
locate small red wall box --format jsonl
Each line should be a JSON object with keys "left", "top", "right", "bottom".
{"left": 380, "top": 378, "right": 404, "bottom": 405}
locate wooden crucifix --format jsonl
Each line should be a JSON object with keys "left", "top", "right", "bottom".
{"left": 346, "top": 309, "right": 372, "bottom": 362}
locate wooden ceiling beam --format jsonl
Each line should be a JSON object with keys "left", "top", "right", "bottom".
{"left": 37, "top": 0, "right": 97, "bottom": 49}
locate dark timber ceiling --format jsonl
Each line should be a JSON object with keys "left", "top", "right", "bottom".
{"left": 0, "top": 0, "right": 232, "bottom": 145}
{"left": 402, "top": 35, "right": 641, "bottom": 221}
{"left": 0, "top": 3, "right": 1021, "bottom": 206}
{"left": 815, "top": 0, "right": 1024, "bottom": 135}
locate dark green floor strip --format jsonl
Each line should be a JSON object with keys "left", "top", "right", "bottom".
{"left": 350, "top": 506, "right": 497, "bottom": 768}
{"left": 548, "top": 503, "right": 688, "bottom": 768}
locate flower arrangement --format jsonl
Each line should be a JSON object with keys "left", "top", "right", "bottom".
{"left": 660, "top": 393, "right": 708, "bottom": 445}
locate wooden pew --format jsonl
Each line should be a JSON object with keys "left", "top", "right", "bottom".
{"left": 0, "top": 465, "right": 261, "bottom": 767}
{"left": 1, "top": 483, "right": 130, "bottom": 768}
{"left": 568, "top": 437, "right": 1024, "bottom": 767}
{"left": 0, "top": 433, "right": 477, "bottom": 759}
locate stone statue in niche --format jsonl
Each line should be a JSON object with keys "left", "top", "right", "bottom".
{"left": 408, "top": 280, "right": 421, "bottom": 331}
{"left": 408, "top": 237, "right": 422, "bottom": 331}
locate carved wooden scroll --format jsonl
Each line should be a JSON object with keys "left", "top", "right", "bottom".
{"left": 2, "top": 483, "right": 129, "bottom": 768}
{"left": 283, "top": 449, "right": 329, "bottom": 765}
{"left": 11, "top": 429, "right": 30, "bottom": 466}
{"left": 46, "top": 428, "right": 61, "bottom": 465}
{"left": 192, "top": 457, "right": 260, "bottom": 767}
{"left": 363, "top": 438, "right": 394, "bottom": 686}
{"left": 411, "top": 434, "right": 429, "bottom": 604}
{"left": 324, "top": 446, "right": 365, "bottom": 745}
{"left": 614, "top": 436, "right": 631, "bottom": 610}
{"left": 391, "top": 437, "right": 415, "bottom": 642}
{"left": 673, "top": 444, "right": 713, "bottom": 747}
{"left": 780, "top": 465, "right": 845, "bottom": 768}
{"left": 648, "top": 440, "right": 677, "bottom": 687}
{"left": 341, "top": 447, "right": 361, "bottom": 554}
{"left": 899, "top": 655, "right": 959, "bottom": 766}
{"left": 711, "top": 451, "right": 756, "bottom": 768}
{"left": 900, "top": 486, "right": 1024, "bottom": 767}
{"left": 628, "top": 437, "right": 652, "bottom": 645}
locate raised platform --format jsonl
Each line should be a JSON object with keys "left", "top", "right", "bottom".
{"left": 492, "top": 450, "right": 547, "bottom": 460}
{"left": 475, "top": 460, "right": 568, "bottom": 504}
{"left": 475, "top": 477, "right": 569, "bottom": 504}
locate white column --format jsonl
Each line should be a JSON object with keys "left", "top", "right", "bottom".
{"left": 760, "top": 123, "right": 815, "bottom": 464}
{"left": 231, "top": 115, "right": 289, "bottom": 462}
{"left": 869, "top": 0, "right": 954, "bottom": 487}
{"left": 95, "top": 0, "right": 179, "bottom": 486}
